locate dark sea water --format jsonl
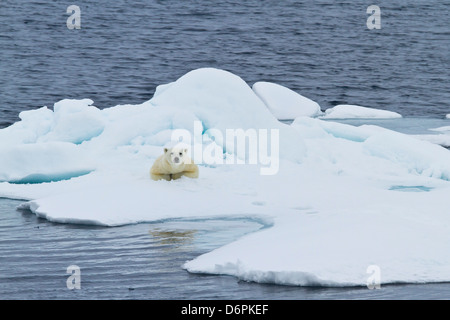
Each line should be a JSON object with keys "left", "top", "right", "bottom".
{"left": 1, "top": 0, "right": 450, "bottom": 300}
{"left": 1, "top": 0, "right": 449, "bottom": 128}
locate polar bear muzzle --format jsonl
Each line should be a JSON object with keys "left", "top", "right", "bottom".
{"left": 166, "top": 148, "right": 189, "bottom": 165}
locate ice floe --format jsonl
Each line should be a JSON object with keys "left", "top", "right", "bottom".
{"left": 1, "top": 68, "right": 449, "bottom": 287}
{"left": 321, "top": 104, "right": 402, "bottom": 119}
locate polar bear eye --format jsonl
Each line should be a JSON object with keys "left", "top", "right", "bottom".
{"left": 179, "top": 152, "right": 182, "bottom": 156}
{"left": 170, "top": 152, "right": 173, "bottom": 156}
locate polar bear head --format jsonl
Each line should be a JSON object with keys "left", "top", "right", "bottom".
{"left": 164, "top": 146, "right": 189, "bottom": 166}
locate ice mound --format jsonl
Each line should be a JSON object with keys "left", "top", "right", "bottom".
{"left": 322, "top": 104, "right": 402, "bottom": 119}
{"left": 0, "top": 100, "right": 98, "bottom": 183}
{"left": 149, "top": 68, "right": 306, "bottom": 163}
{"left": 45, "top": 99, "right": 105, "bottom": 144}
{"left": 1, "top": 68, "right": 450, "bottom": 287}
{"left": 252, "top": 81, "right": 322, "bottom": 119}
{"left": 150, "top": 68, "right": 277, "bottom": 131}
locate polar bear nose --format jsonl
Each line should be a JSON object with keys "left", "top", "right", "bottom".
{"left": 174, "top": 157, "right": 180, "bottom": 163}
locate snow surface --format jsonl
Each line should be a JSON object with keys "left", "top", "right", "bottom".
{"left": 321, "top": 104, "right": 402, "bottom": 119}
{"left": 1, "top": 68, "right": 450, "bottom": 287}
{"left": 252, "top": 82, "right": 322, "bottom": 119}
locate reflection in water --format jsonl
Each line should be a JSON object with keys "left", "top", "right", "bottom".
{"left": 149, "top": 228, "right": 197, "bottom": 247}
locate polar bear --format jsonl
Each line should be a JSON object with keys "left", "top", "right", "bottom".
{"left": 150, "top": 145, "right": 199, "bottom": 181}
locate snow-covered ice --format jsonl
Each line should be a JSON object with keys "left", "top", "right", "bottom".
{"left": 252, "top": 81, "right": 322, "bottom": 119}
{"left": 411, "top": 125, "right": 450, "bottom": 148}
{"left": 1, "top": 68, "right": 450, "bottom": 287}
{"left": 430, "top": 126, "right": 450, "bottom": 132}
{"left": 410, "top": 134, "right": 450, "bottom": 148}
{"left": 323, "top": 118, "right": 450, "bottom": 148}
{"left": 321, "top": 104, "right": 402, "bottom": 119}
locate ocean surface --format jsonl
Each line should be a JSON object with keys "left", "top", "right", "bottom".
{"left": 0, "top": 0, "right": 449, "bottom": 300}
{"left": 1, "top": 198, "right": 449, "bottom": 300}
{"left": 1, "top": 0, "right": 450, "bottom": 127}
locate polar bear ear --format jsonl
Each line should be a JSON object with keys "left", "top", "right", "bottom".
{"left": 164, "top": 148, "right": 169, "bottom": 153}
{"left": 184, "top": 148, "right": 188, "bottom": 154}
